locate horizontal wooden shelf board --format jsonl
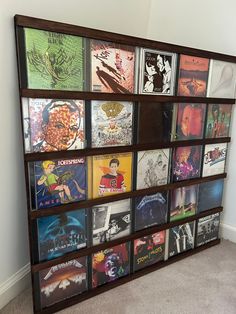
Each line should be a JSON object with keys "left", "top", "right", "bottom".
{"left": 31, "top": 206, "right": 222, "bottom": 273}
{"left": 34, "top": 239, "right": 220, "bottom": 314}
{"left": 15, "top": 15, "right": 236, "bottom": 63}
{"left": 29, "top": 173, "right": 226, "bottom": 219}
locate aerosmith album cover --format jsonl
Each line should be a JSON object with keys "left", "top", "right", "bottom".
{"left": 196, "top": 213, "right": 220, "bottom": 247}
{"left": 133, "top": 231, "right": 165, "bottom": 271}
{"left": 177, "top": 54, "right": 209, "bottom": 97}
{"left": 91, "top": 100, "right": 133, "bottom": 147}
{"left": 92, "top": 243, "right": 130, "bottom": 288}
{"left": 39, "top": 257, "right": 87, "bottom": 308}
{"left": 90, "top": 39, "right": 135, "bottom": 93}
{"left": 202, "top": 143, "right": 227, "bottom": 177}
{"left": 22, "top": 98, "right": 85, "bottom": 153}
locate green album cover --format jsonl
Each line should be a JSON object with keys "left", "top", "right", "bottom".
{"left": 24, "top": 28, "right": 84, "bottom": 90}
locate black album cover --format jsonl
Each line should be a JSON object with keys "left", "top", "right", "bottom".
{"left": 138, "top": 102, "right": 173, "bottom": 144}
{"left": 168, "top": 222, "right": 195, "bottom": 258}
{"left": 196, "top": 213, "right": 220, "bottom": 246}
{"left": 133, "top": 231, "right": 165, "bottom": 271}
{"left": 197, "top": 180, "right": 224, "bottom": 213}
{"left": 134, "top": 192, "right": 168, "bottom": 231}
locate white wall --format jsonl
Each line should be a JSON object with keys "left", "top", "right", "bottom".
{"left": 0, "top": 0, "right": 151, "bottom": 308}
{"left": 147, "top": 0, "right": 236, "bottom": 238}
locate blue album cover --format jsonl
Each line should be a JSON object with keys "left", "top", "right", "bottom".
{"left": 33, "top": 158, "right": 86, "bottom": 209}
{"left": 37, "top": 210, "right": 87, "bottom": 261}
{"left": 134, "top": 192, "right": 168, "bottom": 231}
{"left": 198, "top": 179, "right": 224, "bottom": 213}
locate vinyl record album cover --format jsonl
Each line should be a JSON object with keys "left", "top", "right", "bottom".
{"left": 177, "top": 54, "right": 209, "bottom": 97}
{"left": 90, "top": 39, "right": 135, "bottom": 93}
{"left": 22, "top": 98, "right": 85, "bottom": 153}
{"left": 196, "top": 213, "right": 220, "bottom": 246}
{"left": 168, "top": 222, "right": 195, "bottom": 257}
{"left": 133, "top": 231, "right": 165, "bottom": 271}
{"left": 91, "top": 100, "right": 133, "bottom": 147}
{"left": 136, "top": 149, "right": 170, "bottom": 189}
{"left": 207, "top": 60, "right": 236, "bottom": 98}
{"left": 134, "top": 192, "right": 168, "bottom": 231}
{"left": 139, "top": 48, "right": 177, "bottom": 95}
{"left": 172, "top": 146, "right": 202, "bottom": 181}
{"left": 24, "top": 28, "right": 84, "bottom": 90}
{"left": 92, "top": 199, "right": 131, "bottom": 245}
{"left": 92, "top": 243, "right": 130, "bottom": 288}
{"left": 37, "top": 210, "right": 87, "bottom": 261}
{"left": 205, "top": 104, "right": 232, "bottom": 138}
{"left": 174, "top": 103, "right": 206, "bottom": 140}
{"left": 170, "top": 185, "right": 198, "bottom": 222}
{"left": 198, "top": 179, "right": 224, "bottom": 213}
{"left": 202, "top": 143, "right": 227, "bottom": 177}
{"left": 39, "top": 257, "right": 87, "bottom": 308}
{"left": 90, "top": 153, "right": 132, "bottom": 198}
{"left": 138, "top": 102, "right": 173, "bottom": 144}
{"left": 32, "top": 158, "right": 86, "bottom": 209}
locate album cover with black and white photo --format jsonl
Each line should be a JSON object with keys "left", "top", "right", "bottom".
{"left": 196, "top": 213, "right": 220, "bottom": 246}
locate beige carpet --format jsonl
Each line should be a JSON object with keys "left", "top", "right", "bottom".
{"left": 1, "top": 239, "right": 236, "bottom": 314}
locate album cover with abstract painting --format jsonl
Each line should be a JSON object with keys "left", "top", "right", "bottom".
{"left": 22, "top": 98, "right": 85, "bottom": 153}
{"left": 134, "top": 192, "right": 168, "bottom": 231}
{"left": 177, "top": 54, "right": 209, "bottom": 97}
{"left": 202, "top": 143, "right": 227, "bottom": 177}
{"left": 92, "top": 243, "right": 130, "bottom": 288}
{"left": 39, "top": 257, "right": 87, "bottom": 308}
{"left": 133, "top": 231, "right": 165, "bottom": 271}
{"left": 136, "top": 149, "right": 170, "bottom": 189}
{"left": 37, "top": 210, "right": 87, "bottom": 262}
{"left": 24, "top": 28, "right": 84, "bottom": 90}
{"left": 172, "top": 145, "right": 202, "bottom": 182}
{"left": 92, "top": 199, "right": 131, "bottom": 245}
{"left": 170, "top": 185, "right": 198, "bottom": 222}
{"left": 196, "top": 213, "right": 220, "bottom": 247}
{"left": 91, "top": 100, "right": 133, "bottom": 147}
{"left": 90, "top": 39, "right": 135, "bottom": 93}
{"left": 205, "top": 104, "right": 232, "bottom": 138}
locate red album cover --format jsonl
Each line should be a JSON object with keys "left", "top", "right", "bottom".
{"left": 177, "top": 55, "right": 209, "bottom": 97}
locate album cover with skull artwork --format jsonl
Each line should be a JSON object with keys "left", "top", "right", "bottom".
{"left": 30, "top": 157, "right": 86, "bottom": 210}
{"left": 91, "top": 100, "right": 133, "bottom": 147}
{"left": 37, "top": 209, "right": 87, "bottom": 262}
{"left": 92, "top": 242, "right": 130, "bottom": 288}
{"left": 39, "top": 257, "right": 87, "bottom": 308}
{"left": 136, "top": 149, "right": 170, "bottom": 190}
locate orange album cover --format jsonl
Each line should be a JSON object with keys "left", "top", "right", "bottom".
{"left": 177, "top": 54, "right": 210, "bottom": 97}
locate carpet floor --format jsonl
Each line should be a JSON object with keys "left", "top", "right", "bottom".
{"left": 1, "top": 239, "right": 236, "bottom": 314}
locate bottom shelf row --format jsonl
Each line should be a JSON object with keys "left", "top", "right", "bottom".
{"left": 35, "top": 212, "right": 220, "bottom": 310}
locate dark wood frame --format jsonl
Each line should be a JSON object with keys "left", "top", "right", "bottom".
{"left": 14, "top": 14, "right": 235, "bottom": 314}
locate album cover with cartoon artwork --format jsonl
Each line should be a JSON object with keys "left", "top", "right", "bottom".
{"left": 136, "top": 149, "right": 170, "bottom": 190}
{"left": 91, "top": 100, "right": 133, "bottom": 147}
{"left": 202, "top": 143, "right": 227, "bottom": 177}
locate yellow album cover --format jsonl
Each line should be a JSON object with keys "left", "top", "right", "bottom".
{"left": 89, "top": 153, "right": 133, "bottom": 198}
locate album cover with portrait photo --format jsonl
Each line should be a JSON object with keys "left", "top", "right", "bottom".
{"left": 91, "top": 100, "right": 133, "bottom": 147}
{"left": 172, "top": 145, "right": 202, "bottom": 182}
{"left": 92, "top": 199, "right": 131, "bottom": 245}
{"left": 177, "top": 54, "right": 210, "bottom": 97}
{"left": 139, "top": 48, "right": 177, "bottom": 95}
{"left": 202, "top": 143, "right": 227, "bottom": 177}
{"left": 134, "top": 192, "right": 168, "bottom": 231}
{"left": 92, "top": 243, "right": 130, "bottom": 288}
{"left": 39, "top": 257, "right": 87, "bottom": 308}
{"left": 90, "top": 39, "right": 135, "bottom": 93}
{"left": 30, "top": 158, "right": 86, "bottom": 209}
{"left": 24, "top": 28, "right": 84, "bottom": 90}
{"left": 205, "top": 104, "right": 232, "bottom": 138}
{"left": 22, "top": 98, "right": 85, "bottom": 153}
{"left": 133, "top": 231, "right": 165, "bottom": 271}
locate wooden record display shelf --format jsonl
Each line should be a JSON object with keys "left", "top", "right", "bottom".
{"left": 14, "top": 14, "right": 235, "bottom": 314}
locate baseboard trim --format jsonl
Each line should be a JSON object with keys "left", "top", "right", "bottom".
{"left": 0, "top": 263, "right": 31, "bottom": 310}
{"left": 220, "top": 222, "right": 236, "bottom": 243}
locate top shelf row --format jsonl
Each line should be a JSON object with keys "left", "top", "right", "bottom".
{"left": 16, "top": 24, "right": 236, "bottom": 99}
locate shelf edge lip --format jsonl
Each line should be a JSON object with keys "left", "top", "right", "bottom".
{"left": 31, "top": 206, "right": 223, "bottom": 273}
{"left": 15, "top": 14, "right": 236, "bottom": 63}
